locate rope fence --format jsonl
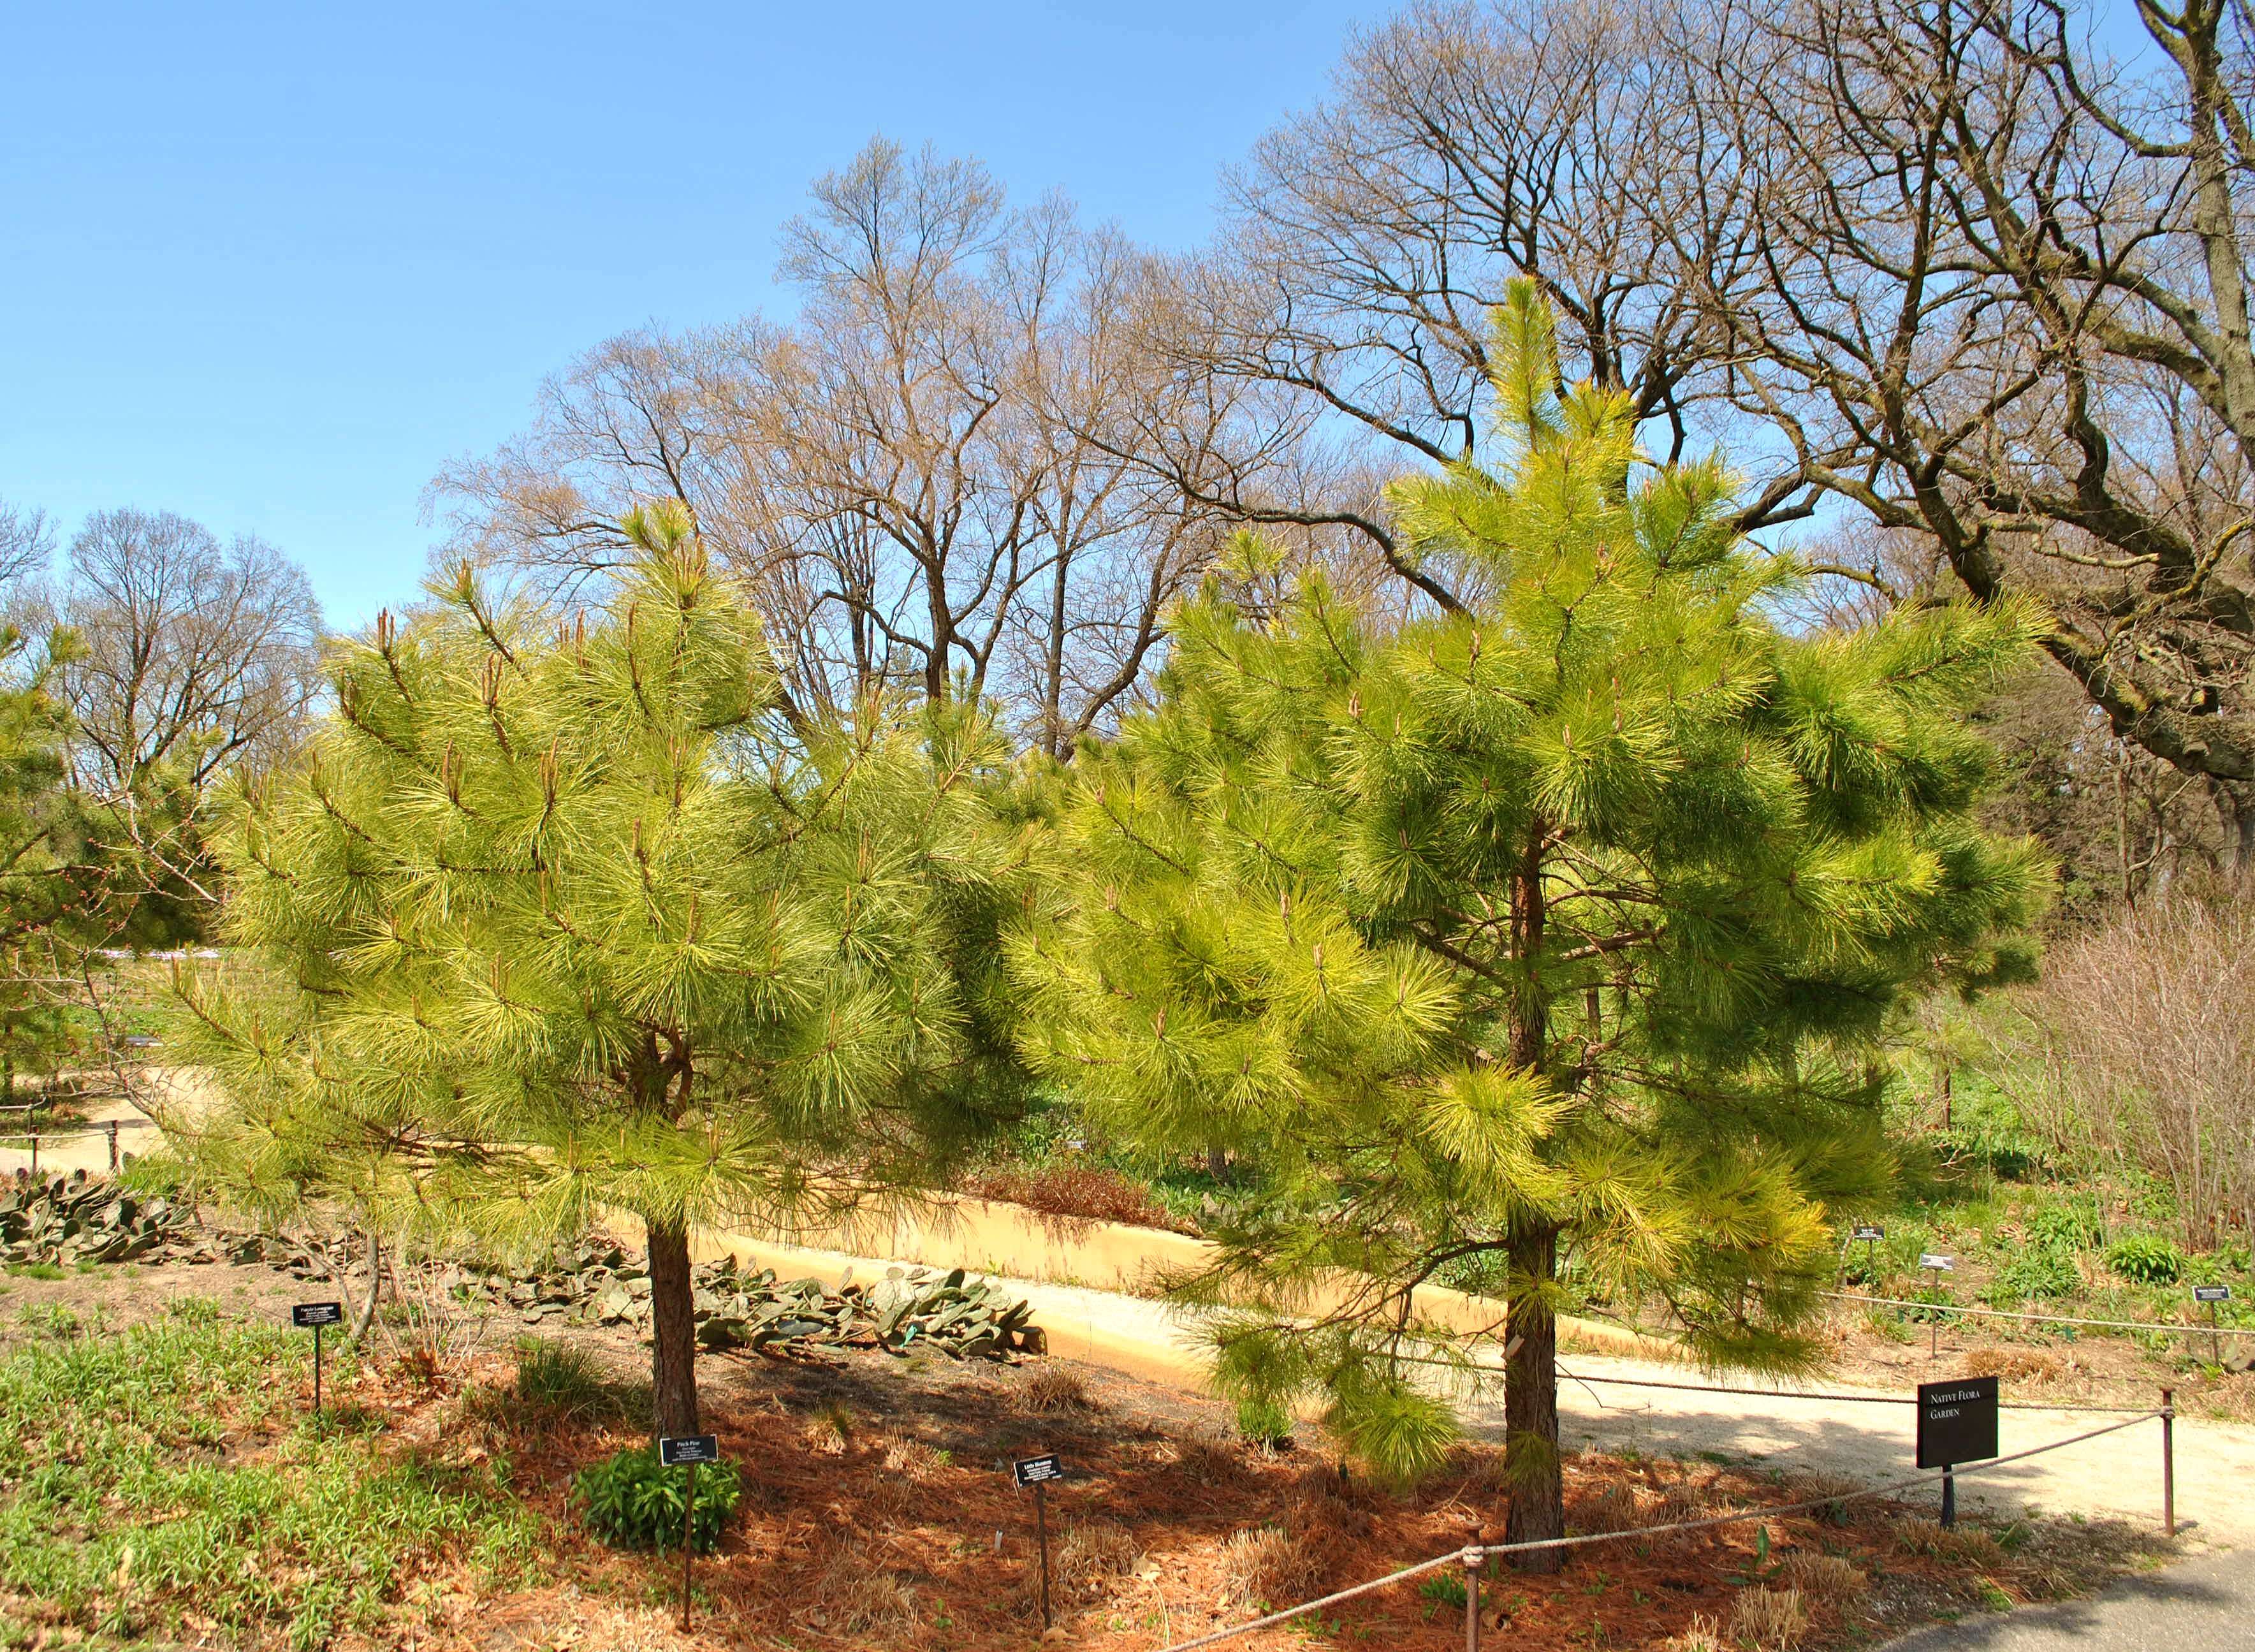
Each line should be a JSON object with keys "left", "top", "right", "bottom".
{"left": 1553, "top": 1368, "right": 2153, "bottom": 1415}
{"left": 1148, "top": 1407, "right": 2176, "bottom": 1652}
{"left": 0, "top": 1115, "right": 157, "bottom": 1172}
{"left": 1388, "top": 1345, "right": 2161, "bottom": 1414}
{"left": 1825, "top": 1289, "right": 2255, "bottom": 1340}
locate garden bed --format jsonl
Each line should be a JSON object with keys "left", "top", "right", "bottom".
{"left": 0, "top": 1276, "right": 2178, "bottom": 1651}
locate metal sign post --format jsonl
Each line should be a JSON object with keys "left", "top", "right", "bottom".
{"left": 291, "top": 1301, "right": 344, "bottom": 1418}
{"left": 1918, "top": 1254, "right": 1954, "bottom": 1358}
{"left": 1013, "top": 1453, "right": 1065, "bottom": 1630}
{"left": 1916, "top": 1375, "right": 1999, "bottom": 1529}
{"left": 2195, "top": 1285, "right": 2231, "bottom": 1366}
{"left": 1853, "top": 1223, "right": 1885, "bottom": 1283}
{"left": 659, "top": 1433, "right": 719, "bottom": 1632}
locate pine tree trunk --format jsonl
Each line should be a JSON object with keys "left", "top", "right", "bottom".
{"left": 1505, "top": 1223, "right": 1564, "bottom": 1572}
{"left": 647, "top": 1218, "right": 699, "bottom": 1438}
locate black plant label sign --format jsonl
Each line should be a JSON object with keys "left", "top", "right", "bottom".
{"left": 291, "top": 1302, "right": 343, "bottom": 1327}
{"left": 660, "top": 1434, "right": 720, "bottom": 1466}
{"left": 1013, "top": 1453, "right": 1063, "bottom": 1488}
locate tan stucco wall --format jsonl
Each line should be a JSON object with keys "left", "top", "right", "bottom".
{"left": 686, "top": 1192, "right": 1672, "bottom": 1393}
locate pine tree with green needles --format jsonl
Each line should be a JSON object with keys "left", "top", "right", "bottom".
{"left": 1007, "top": 286, "right": 2050, "bottom": 1565}
{"left": 171, "top": 505, "right": 1022, "bottom": 1434}
{"left": 0, "top": 625, "right": 106, "bottom": 1102}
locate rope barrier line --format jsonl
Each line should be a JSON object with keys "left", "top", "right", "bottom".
{"left": 1147, "top": 1409, "right": 2165, "bottom": 1652}
{"left": 1827, "top": 1289, "right": 2255, "bottom": 1339}
{"left": 0, "top": 1118, "right": 156, "bottom": 1146}
{"left": 1553, "top": 1369, "right": 2151, "bottom": 1415}
{"left": 1141, "top": 1549, "right": 1469, "bottom": 1652}
{"left": 1390, "top": 1347, "right": 2149, "bottom": 1414}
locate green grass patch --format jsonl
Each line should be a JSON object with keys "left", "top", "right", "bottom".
{"left": 0, "top": 1297, "right": 541, "bottom": 1648}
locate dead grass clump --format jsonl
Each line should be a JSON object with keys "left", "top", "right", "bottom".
{"left": 1729, "top": 1584, "right": 1809, "bottom": 1650}
{"left": 804, "top": 1398, "right": 854, "bottom": 1455}
{"left": 1167, "top": 1430, "right": 1243, "bottom": 1486}
{"left": 1056, "top": 1519, "right": 1143, "bottom": 1603}
{"left": 1021, "top": 1365, "right": 1094, "bottom": 1414}
{"left": 1893, "top": 1517, "right": 2007, "bottom": 1568}
{"left": 864, "top": 1439, "right": 947, "bottom": 1523}
{"left": 1220, "top": 1525, "right": 1326, "bottom": 1611}
{"left": 1795, "top": 1472, "right": 1865, "bottom": 1526}
{"left": 1663, "top": 1613, "right": 1728, "bottom": 1652}
{"left": 1450, "top": 1444, "right": 1514, "bottom": 1501}
{"left": 1566, "top": 1481, "right": 1641, "bottom": 1535}
{"left": 880, "top": 1438, "right": 948, "bottom": 1479}
{"left": 1973, "top": 1347, "right": 2062, "bottom": 1384}
{"left": 1776, "top": 1551, "right": 1869, "bottom": 1609}
{"left": 813, "top": 1542, "right": 921, "bottom": 1635}
{"left": 1658, "top": 1471, "right": 1726, "bottom": 1523}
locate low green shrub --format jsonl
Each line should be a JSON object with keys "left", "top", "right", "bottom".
{"left": 1986, "top": 1246, "right": 2082, "bottom": 1306}
{"left": 2104, "top": 1232, "right": 2186, "bottom": 1286}
{"left": 513, "top": 1338, "right": 616, "bottom": 1419}
{"left": 2023, "top": 1201, "right": 2104, "bottom": 1253}
{"left": 1236, "top": 1396, "right": 1294, "bottom": 1447}
{"left": 572, "top": 1444, "right": 740, "bottom": 1553}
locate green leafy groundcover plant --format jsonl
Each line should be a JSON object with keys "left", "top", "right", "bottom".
{"left": 572, "top": 1444, "right": 740, "bottom": 1554}
{"left": 0, "top": 1299, "right": 538, "bottom": 1649}
{"left": 2105, "top": 1232, "right": 2187, "bottom": 1286}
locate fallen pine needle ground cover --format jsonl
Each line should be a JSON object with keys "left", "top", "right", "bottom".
{"left": 0, "top": 1287, "right": 2177, "bottom": 1651}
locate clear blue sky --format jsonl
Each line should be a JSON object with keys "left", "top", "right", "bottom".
{"left": 1, "top": 1, "right": 1380, "bottom": 629}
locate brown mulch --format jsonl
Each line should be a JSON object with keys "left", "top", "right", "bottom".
{"left": 383, "top": 1336, "right": 2168, "bottom": 1652}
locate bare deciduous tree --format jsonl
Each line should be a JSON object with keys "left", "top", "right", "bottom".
{"left": 1698, "top": 0, "right": 2255, "bottom": 854}
{"left": 32, "top": 509, "right": 325, "bottom": 801}
{"left": 1141, "top": 0, "right": 1805, "bottom": 617}
{"left": 0, "top": 501, "right": 53, "bottom": 592}
{"left": 437, "top": 142, "right": 1241, "bottom": 750}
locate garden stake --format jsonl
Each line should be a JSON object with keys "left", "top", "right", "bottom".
{"left": 680, "top": 1459, "right": 696, "bottom": 1632}
{"left": 2161, "top": 1387, "right": 2175, "bottom": 1538}
{"left": 106, "top": 1120, "right": 119, "bottom": 1171}
{"left": 1463, "top": 1544, "right": 1481, "bottom": 1652}
{"left": 1034, "top": 1479, "right": 1053, "bottom": 1632}
{"left": 313, "top": 1320, "right": 323, "bottom": 1418}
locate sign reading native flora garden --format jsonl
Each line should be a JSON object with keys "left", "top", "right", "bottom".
{"left": 1916, "top": 1377, "right": 1999, "bottom": 1469}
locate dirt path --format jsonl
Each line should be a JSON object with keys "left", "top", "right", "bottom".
{"left": 1880, "top": 1546, "right": 2253, "bottom": 1650}
{"left": 733, "top": 1234, "right": 2255, "bottom": 1547}
{"left": 1510, "top": 1347, "right": 2248, "bottom": 1540}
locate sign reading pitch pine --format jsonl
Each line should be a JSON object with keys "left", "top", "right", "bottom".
{"left": 1009, "top": 283, "right": 2051, "bottom": 1570}
{"left": 169, "top": 504, "right": 1023, "bottom": 1441}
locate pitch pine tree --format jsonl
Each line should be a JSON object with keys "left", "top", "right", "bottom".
{"left": 1009, "top": 287, "right": 2050, "bottom": 1565}
{"left": 173, "top": 506, "right": 1018, "bottom": 1435}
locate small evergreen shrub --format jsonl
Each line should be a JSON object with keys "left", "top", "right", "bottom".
{"left": 572, "top": 1444, "right": 740, "bottom": 1553}
{"left": 2104, "top": 1232, "right": 2186, "bottom": 1285}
